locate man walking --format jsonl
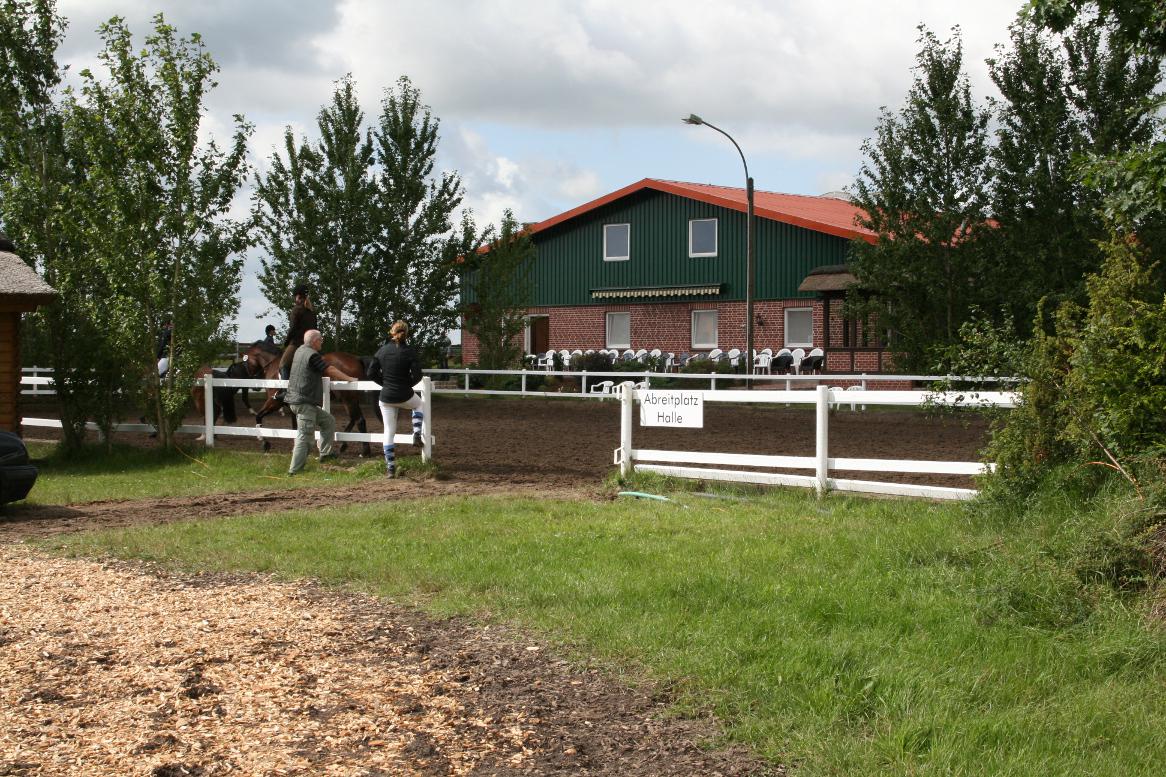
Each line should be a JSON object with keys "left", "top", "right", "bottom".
{"left": 285, "top": 329, "right": 358, "bottom": 475}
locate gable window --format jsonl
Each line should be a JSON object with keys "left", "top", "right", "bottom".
{"left": 604, "top": 223, "right": 630, "bottom": 261}
{"left": 692, "top": 309, "right": 718, "bottom": 349}
{"left": 785, "top": 307, "right": 813, "bottom": 347}
{"left": 606, "top": 311, "right": 630, "bottom": 348}
{"left": 689, "top": 218, "right": 717, "bottom": 257}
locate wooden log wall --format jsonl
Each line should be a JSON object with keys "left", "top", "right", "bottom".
{"left": 0, "top": 312, "right": 18, "bottom": 433}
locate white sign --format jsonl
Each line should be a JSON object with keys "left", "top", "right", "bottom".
{"left": 640, "top": 390, "right": 704, "bottom": 428}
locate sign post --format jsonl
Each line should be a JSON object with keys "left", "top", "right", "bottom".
{"left": 639, "top": 390, "right": 704, "bottom": 429}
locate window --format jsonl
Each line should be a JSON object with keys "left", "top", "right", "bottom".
{"left": 692, "top": 309, "right": 718, "bottom": 349}
{"left": 606, "top": 312, "right": 630, "bottom": 348}
{"left": 689, "top": 218, "right": 717, "bottom": 257}
{"left": 785, "top": 307, "right": 813, "bottom": 347}
{"left": 604, "top": 223, "right": 630, "bottom": 261}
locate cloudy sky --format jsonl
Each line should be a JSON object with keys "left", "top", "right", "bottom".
{"left": 55, "top": 0, "right": 1026, "bottom": 338}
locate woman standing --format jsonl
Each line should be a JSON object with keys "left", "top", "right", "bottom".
{"left": 372, "top": 320, "right": 424, "bottom": 477}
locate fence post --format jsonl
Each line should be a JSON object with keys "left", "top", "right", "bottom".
{"left": 581, "top": 370, "right": 587, "bottom": 395}
{"left": 620, "top": 380, "right": 634, "bottom": 478}
{"left": 203, "top": 375, "right": 216, "bottom": 448}
{"left": 521, "top": 370, "right": 527, "bottom": 395}
{"left": 322, "top": 377, "right": 331, "bottom": 413}
{"left": 464, "top": 369, "right": 470, "bottom": 393}
{"left": 815, "top": 384, "right": 829, "bottom": 496}
{"left": 421, "top": 375, "right": 433, "bottom": 463}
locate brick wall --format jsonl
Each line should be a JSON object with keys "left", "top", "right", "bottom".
{"left": 461, "top": 298, "right": 897, "bottom": 372}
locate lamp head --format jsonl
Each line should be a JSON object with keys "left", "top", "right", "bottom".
{"left": 682, "top": 114, "right": 704, "bottom": 126}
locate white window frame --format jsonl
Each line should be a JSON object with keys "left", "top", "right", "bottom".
{"left": 688, "top": 218, "right": 718, "bottom": 258}
{"left": 691, "top": 309, "right": 718, "bottom": 349}
{"left": 784, "top": 307, "right": 814, "bottom": 348}
{"left": 604, "top": 223, "right": 630, "bottom": 262}
{"left": 606, "top": 311, "right": 631, "bottom": 349}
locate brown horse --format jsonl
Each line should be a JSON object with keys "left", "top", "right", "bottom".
{"left": 243, "top": 342, "right": 372, "bottom": 457}
{"left": 191, "top": 360, "right": 252, "bottom": 429}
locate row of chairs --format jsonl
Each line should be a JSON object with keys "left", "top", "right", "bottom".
{"left": 531, "top": 346, "right": 826, "bottom": 374}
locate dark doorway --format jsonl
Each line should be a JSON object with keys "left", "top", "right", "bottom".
{"left": 529, "top": 316, "right": 549, "bottom": 354}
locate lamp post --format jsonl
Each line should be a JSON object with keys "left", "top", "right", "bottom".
{"left": 683, "top": 114, "right": 754, "bottom": 380}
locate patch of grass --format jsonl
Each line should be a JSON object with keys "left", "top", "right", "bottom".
{"left": 23, "top": 441, "right": 395, "bottom": 504}
{"left": 49, "top": 485, "right": 1166, "bottom": 775}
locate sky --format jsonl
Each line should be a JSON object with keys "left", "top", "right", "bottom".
{"left": 55, "top": 0, "right": 1028, "bottom": 340}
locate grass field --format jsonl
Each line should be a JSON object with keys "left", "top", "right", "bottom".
{"left": 45, "top": 472, "right": 1166, "bottom": 776}
{"left": 23, "top": 441, "right": 396, "bottom": 504}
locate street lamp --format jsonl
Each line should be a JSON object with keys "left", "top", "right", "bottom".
{"left": 683, "top": 114, "right": 755, "bottom": 380}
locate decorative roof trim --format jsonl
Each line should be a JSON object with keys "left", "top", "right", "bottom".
{"left": 591, "top": 284, "right": 722, "bottom": 300}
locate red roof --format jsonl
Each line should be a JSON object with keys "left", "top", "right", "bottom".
{"left": 528, "top": 178, "right": 876, "bottom": 244}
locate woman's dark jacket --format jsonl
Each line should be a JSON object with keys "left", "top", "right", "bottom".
{"left": 284, "top": 303, "right": 318, "bottom": 347}
{"left": 373, "top": 340, "right": 422, "bottom": 404}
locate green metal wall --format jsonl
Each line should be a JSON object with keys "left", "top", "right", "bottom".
{"left": 462, "top": 190, "right": 854, "bottom": 305}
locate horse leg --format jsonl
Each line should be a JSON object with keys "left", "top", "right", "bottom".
{"left": 358, "top": 414, "right": 370, "bottom": 458}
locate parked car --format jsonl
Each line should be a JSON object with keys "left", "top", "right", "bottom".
{"left": 0, "top": 431, "right": 37, "bottom": 505}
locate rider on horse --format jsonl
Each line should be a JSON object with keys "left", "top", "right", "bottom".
{"left": 275, "top": 284, "right": 317, "bottom": 401}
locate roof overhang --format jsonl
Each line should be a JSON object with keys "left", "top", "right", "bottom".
{"left": 591, "top": 284, "right": 722, "bottom": 300}
{"left": 799, "top": 265, "right": 857, "bottom": 293}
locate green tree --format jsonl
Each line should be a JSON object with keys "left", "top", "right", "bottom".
{"left": 461, "top": 211, "right": 534, "bottom": 369}
{"left": 850, "top": 26, "right": 993, "bottom": 371}
{"left": 366, "top": 75, "right": 474, "bottom": 356}
{"left": 0, "top": 0, "right": 112, "bottom": 451}
{"left": 63, "top": 14, "right": 252, "bottom": 449}
{"left": 986, "top": 16, "right": 1160, "bottom": 327}
{"left": 254, "top": 74, "right": 376, "bottom": 351}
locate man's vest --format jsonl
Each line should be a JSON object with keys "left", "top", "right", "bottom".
{"left": 286, "top": 345, "right": 324, "bottom": 407}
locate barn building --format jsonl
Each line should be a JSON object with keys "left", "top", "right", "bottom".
{"left": 0, "top": 234, "right": 57, "bottom": 435}
{"left": 460, "top": 178, "right": 891, "bottom": 372}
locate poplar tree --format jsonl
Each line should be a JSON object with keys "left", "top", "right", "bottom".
{"left": 460, "top": 211, "right": 535, "bottom": 370}
{"left": 366, "top": 75, "right": 475, "bottom": 356}
{"left": 254, "top": 75, "right": 376, "bottom": 351}
{"left": 64, "top": 15, "right": 252, "bottom": 448}
{"left": 986, "top": 17, "right": 1159, "bottom": 326}
{"left": 0, "top": 0, "right": 117, "bottom": 450}
{"left": 850, "top": 26, "right": 992, "bottom": 371}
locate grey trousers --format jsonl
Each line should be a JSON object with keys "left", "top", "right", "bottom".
{"left": 288, "top": 403, "right": 335, "bottom": 474}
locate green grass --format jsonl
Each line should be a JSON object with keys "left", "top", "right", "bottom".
{"left": 47, "top": 479, "right": 1166, "bottom": 776}
{"left": 22, "top": 441, "right": 412, "bottom": 503}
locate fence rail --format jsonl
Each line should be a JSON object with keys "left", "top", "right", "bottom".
{"left": 615, "top": 384, "right": 1017, "bottom": 501}
{"left": 19, "top": 375, "right": 435, "bottom": 463}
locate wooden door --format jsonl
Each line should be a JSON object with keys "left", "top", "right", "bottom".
{"left": 529, "top": 316, "right": 549, "bottom": 354}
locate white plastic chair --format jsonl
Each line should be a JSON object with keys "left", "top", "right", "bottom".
{"left": 804, "top": 347, "right": 825, "bottom": 374}
{"left": 753, "top": 352, "right": 772, "bottom": 374}
{"left": 791, "top": 347, "right": 806, "bottom": 374}
{"left": 846, "top": 384, "right": 866, "bottom": 411}
{"left": 590, "top": 380, "right": 614, "bottom": 395}
{"left": 726, "top": 348, "right": 742, "bottom": 370}
{"left": 621, "top": 349, "right": 635, "bottom": 362}
{"left": 536, "top": 349, "right": 556, "bottom": 370}
{"left": 707, "top": 348, "right": 724, "bottom": 363}
{"left": 664, "top": 352, "right": 677, "bottom": 372}
{"left": 633, "top": 348, "right": 648, "bottom": 362}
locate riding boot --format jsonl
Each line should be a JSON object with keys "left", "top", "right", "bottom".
{"left": 275, "top": 364, "right": 290, "bottom": 402}
{"left": 411, "top": 410, "right": 424, "bottom": 448}
{"left": 383, "top": 444, "right": 396, "bottom": 478}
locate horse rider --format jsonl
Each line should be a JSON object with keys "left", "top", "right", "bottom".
{"left": 276, "top": 284, "right": 317, "bottom": 401}
{"left": 371, "top": 320, "right": 425, "bottom": 478}
{"left": 263, "top": 324, "right": 276, "bottom": 347}
{"left": 285, "top": 328, "right": 358, "bottom": 475}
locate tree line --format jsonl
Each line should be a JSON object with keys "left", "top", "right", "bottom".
{"left": 0, "top": 0, "right": 528, "bottom": 451}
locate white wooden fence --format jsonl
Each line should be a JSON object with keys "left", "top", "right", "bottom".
{"left": 615, "top": 383, "right": 1017, "bottom": 501}
{"left": 19, "top": 375, "right": 435, "bottom": 462}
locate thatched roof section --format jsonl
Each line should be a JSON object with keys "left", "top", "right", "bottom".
{"left": 0, "top": 243, "right": 57, "bottom": 310}
{"left": 798, "top": 264, "right": 857, "bottom": 293}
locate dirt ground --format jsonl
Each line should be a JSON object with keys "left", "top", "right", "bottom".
{"left": 0, "top": 396, "right": 991, "bottom": 775}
